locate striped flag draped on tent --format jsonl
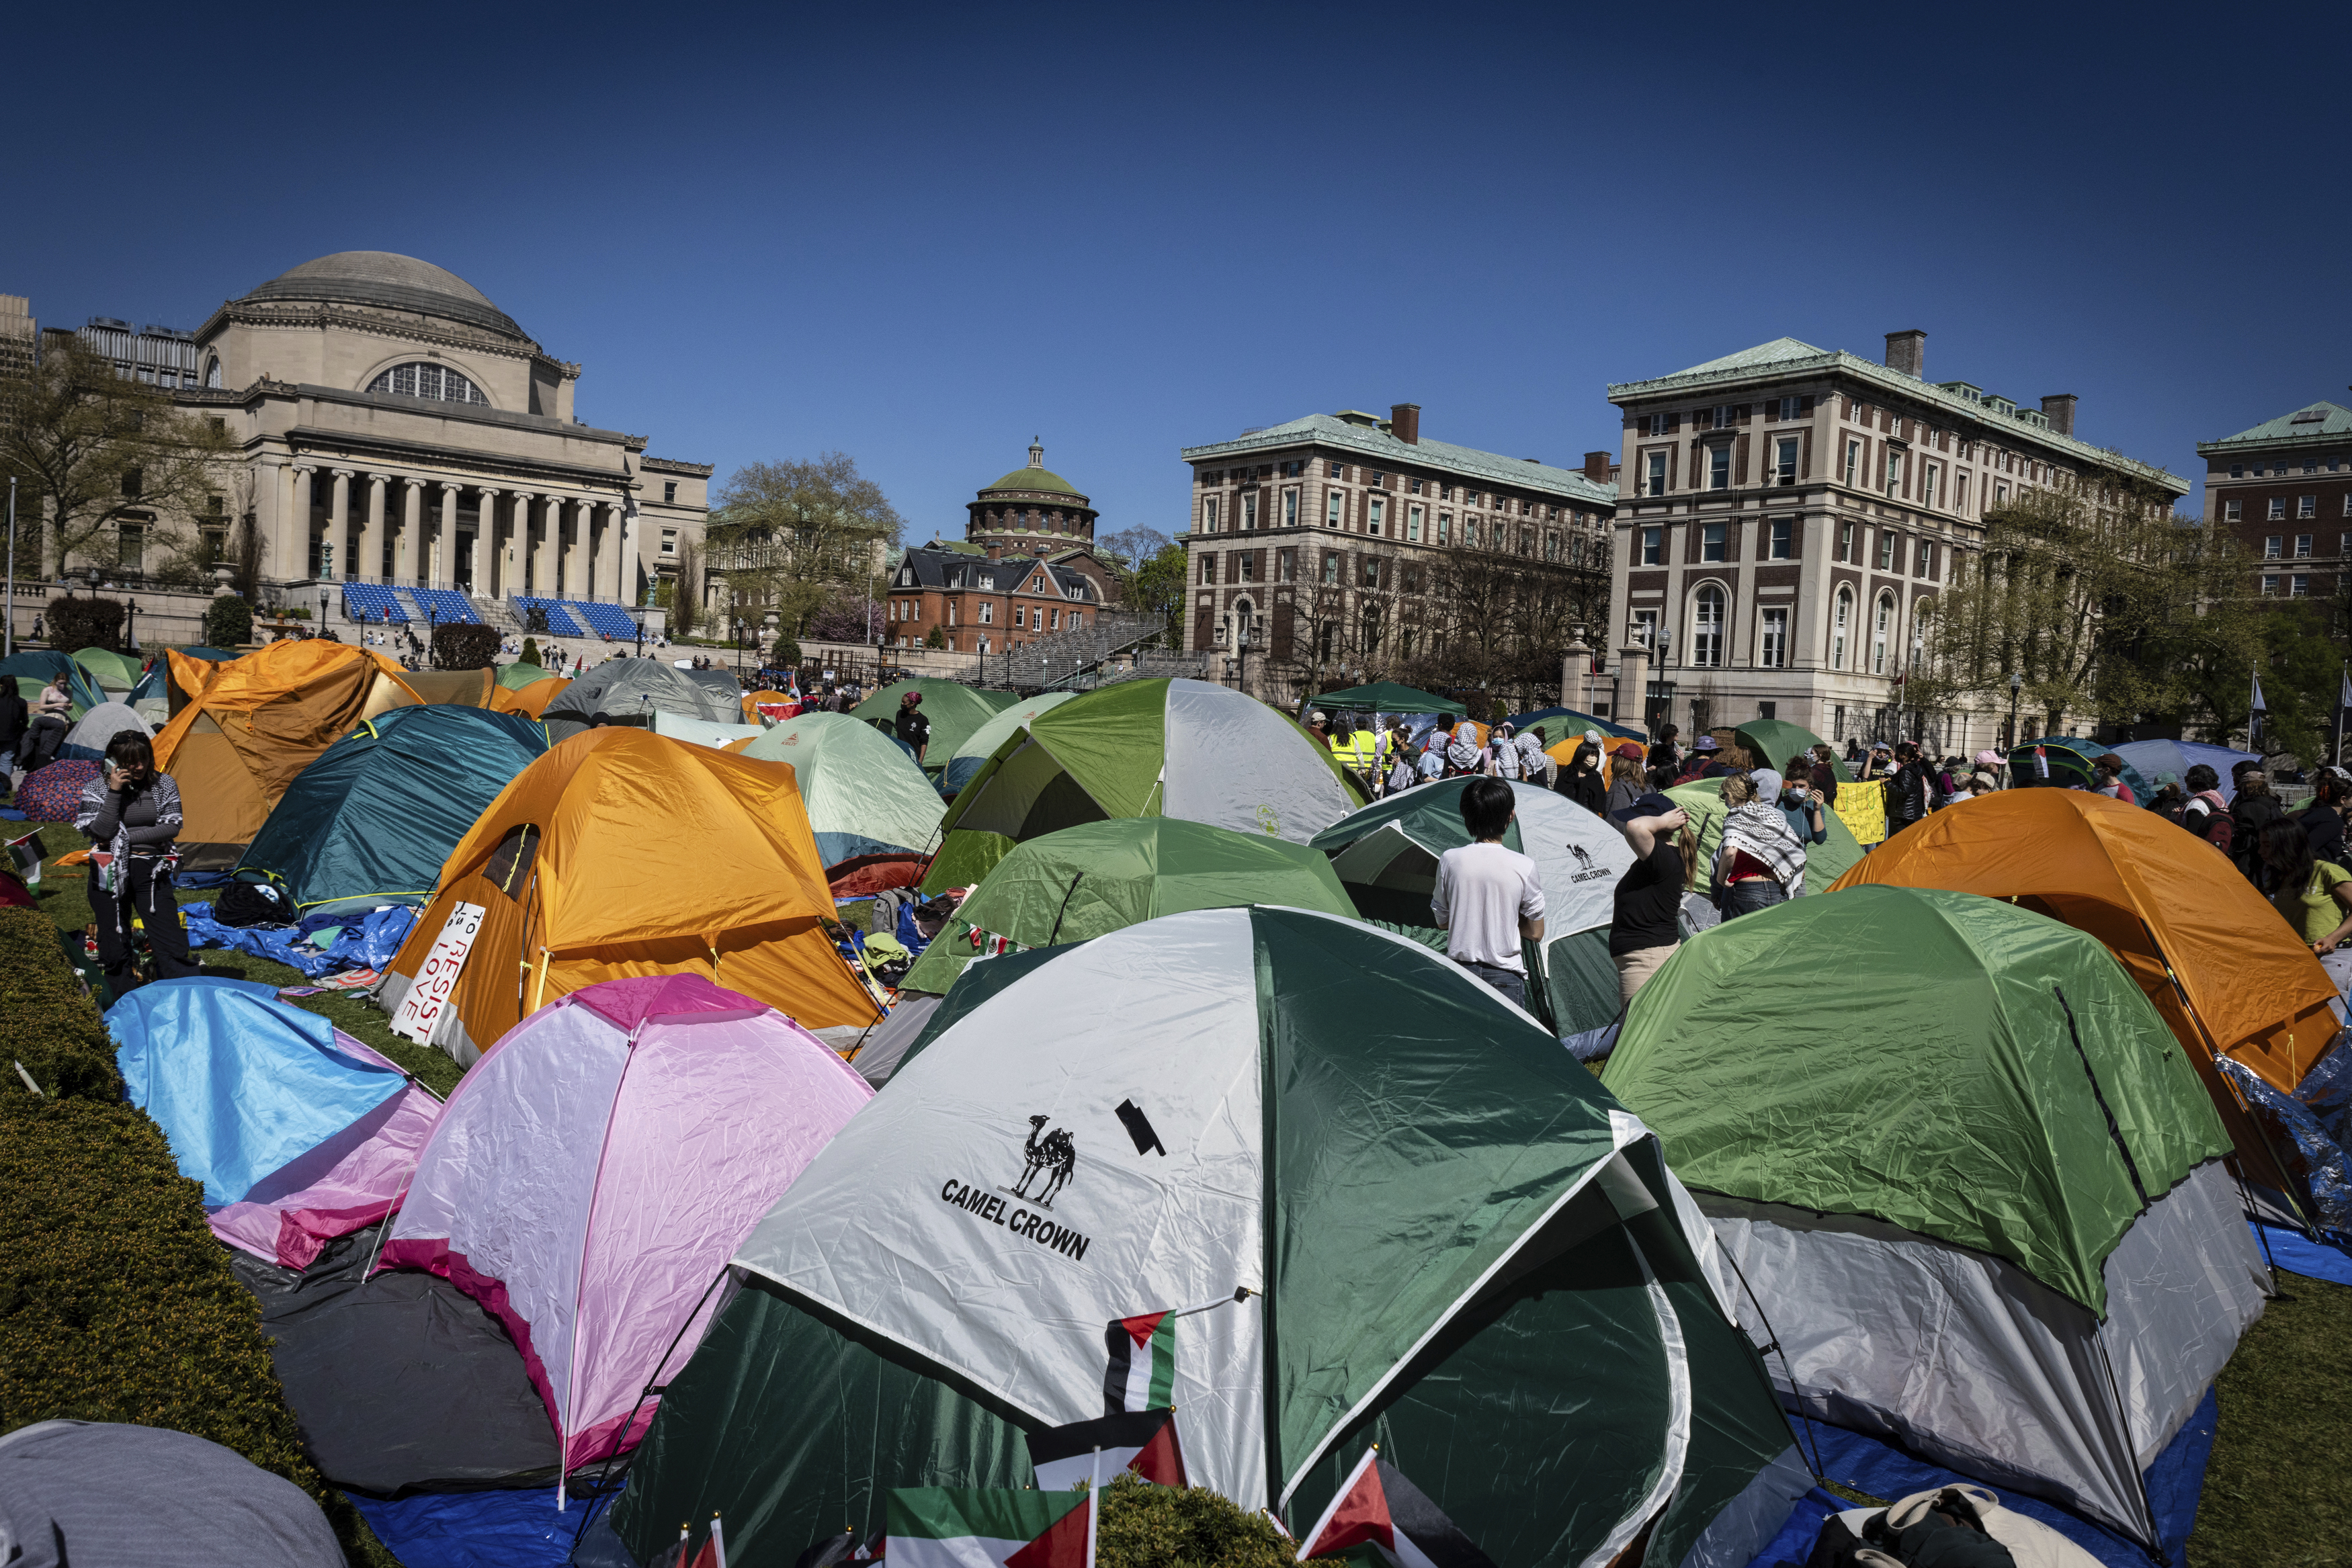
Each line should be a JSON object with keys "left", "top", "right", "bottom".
{"left": 886, "top": 1488, "right": 1090, "bottom": 1568}
{"left": 1027, "top": 1407, "right": 1187, "bottom": 1492}
{"left": 1297, "top": 1448, "right": 1497, "bottom": 1568}
{"left": 1103, "top": 1311, "right": 1175, "bottom": 1413}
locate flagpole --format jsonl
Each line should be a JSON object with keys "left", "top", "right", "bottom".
{"left": 1087, "top": 1447, "right": 1101, "bottom": 1568}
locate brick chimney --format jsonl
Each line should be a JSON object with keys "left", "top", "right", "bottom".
{"left": 1390, "top": 402, "right": 1421, "bottom": 444}
{"left": 1884, "top": 329, "right": 1927, "bottom": 380}
{"left": 2040, "top": 394, "right": 2078, "bottom": 437}
{"left": 1583, "top": 451, "right": 1613, "bottom": 483}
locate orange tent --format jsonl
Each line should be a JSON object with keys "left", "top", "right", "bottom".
{"left": 1831, "top": 789, "right": 2339, "bottom": 1202}
{"left": 741, "top": 689, "right": 797, "bottom": 723}
{"left": 378, "top": 728, "right": 880, "bottom": 1065}
{"left": 489, "top": 675, "right": 571, "bottom": 717}
{"left": 153, "top": 640, "right": 421, "bottom": 869}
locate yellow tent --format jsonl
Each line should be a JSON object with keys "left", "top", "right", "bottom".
{"left": 378, "top": 728, "right": 880, "bottom": 1065}
{"left": 153, "top": 640, "right": 421, "bottom": 869}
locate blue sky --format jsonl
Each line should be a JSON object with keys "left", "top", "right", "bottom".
{"left": 8, "top": 3, "right": 2340, "bottom": 531}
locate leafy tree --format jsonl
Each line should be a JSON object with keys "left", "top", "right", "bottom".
{"left": 1098, "top": 525, "right": 1172, "bottom": 576}
{"left": 0, "top": 335, "right": 238, "bottom": 578}
{"left": 924, "top": 623, "right": 947, "bottom": 650}
{"left": 706, "top": 453, "right": 902, "bottom": 640}
{"left": 1122, "top": 543, "right": 1186, "bottom": 648}
{"left": 669, "top": 537, "right": 702, "bottom": 637}
{"left": 519, "top": 636, "right": 540, "bottom": 667}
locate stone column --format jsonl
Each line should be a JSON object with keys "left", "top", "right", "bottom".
{"left": 364, "top": 474, "right": 388, "bottom": 580}
{"left": 396, "top": 479, "right": 423, "bottom": 585}
{"left": 603, "top": 500, "right": 628, "bottom": 603}
{"left": 288, "top": 465, "right": 315, "bottom": 582}
{"left": 466, "top": 488, "right": 493, "bottom": 596}
{"left": 510, "top": 492, "right": 535, "bottom": 598}
{"left": 532, "top": 496, "right": 558, "bottom": 599}
{"left": 548, "top": 495, "right": 571, "bottom": 597}
{"left": 1618, "top": 644, "right": 1652, "bottom": 736}
{"left": 326, "top": 469, "right": 353, "bottom": 581}
{"left": 442, "top": 485, "right": 464, "bottom": 592}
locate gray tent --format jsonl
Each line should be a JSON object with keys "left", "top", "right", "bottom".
{"left": 61, "top": 701, "right": 154, "bottom": 761}
{"left": 540, "top": 660, "right": 742, "bottom": 742}
{"left": 0, "top": 1420, "right": 343, "bottom": 1567}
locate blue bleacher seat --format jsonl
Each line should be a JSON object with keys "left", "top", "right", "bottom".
{"left": 341, "top": 583, "right": 409, "bottom": 623}
{"left": 512, "top": 597, "right": 583, "bottom": 637}
{"left": 401, "top": 588, "right": 482, "bottom": 625}
{"left": 564, "top": 600, "right": 641, "bottom": 638}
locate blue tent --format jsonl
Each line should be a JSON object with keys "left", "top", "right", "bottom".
{"left": 1505, "top": 703, "right": 1646, "bottom": 741}
{"left": 233, "top": 705, "right": 548, "bottom": 914}
{"left": 110, "top": 977, "right": 407, "bottom": 1207}
{"left": 2112, "top": 738, "right": 2261, "bottom": 803}
{"left": 1, "top": 650, "right": 103, "bottom": 715}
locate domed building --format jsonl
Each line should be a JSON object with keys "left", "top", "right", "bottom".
{"left": 60, "top": 250, "right": 712, "bottom": 630}
{"left": 964, "top": 440, "right": 1099, "bottom": 555}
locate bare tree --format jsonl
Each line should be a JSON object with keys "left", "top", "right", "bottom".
{"left": 706, "top": 452, "right": 904, "bottom": 640}
{"left": 668, "top": 536, "right": 703, "bottom": 637}
{"left": 1, "top": 336, "right": 241, "bottom": 578}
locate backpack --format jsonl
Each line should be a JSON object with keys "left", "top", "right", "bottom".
{"left": 214, "top": 877, "right": 292, "bottom": 928}
{"left": 2185, "top": 800, "right": 2233, "bottom": 856}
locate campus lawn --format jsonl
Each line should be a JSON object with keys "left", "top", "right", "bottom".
{"left": 21, "top": 821, "right": 2352, "bottom": 1565}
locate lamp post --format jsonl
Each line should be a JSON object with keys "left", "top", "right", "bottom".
{"left": 124, "top": 597, "right": 138, "bottom": 654}
{"left": 3, "top": 476, "right": 15, "bottom": 660}
{"left": 319, "top": 589, "right": 329, "bottom": 640}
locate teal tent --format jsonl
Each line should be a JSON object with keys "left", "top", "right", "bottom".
{"left": 1507, "top": 703, "right": 1646, "bottom": 742}
{"left": 1310, "top": 680, "right": 1467, "bottom": 717}
{"left": 3, "top": 651, "right": 103, "bottom": 716}
{"left": 233, "top": 705, "right": 548, "bottom": 914}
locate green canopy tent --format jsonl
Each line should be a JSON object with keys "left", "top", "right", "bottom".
{"left": 1307, "top": 680, "right": 1468, "bottom": 717}
{"left": 2009, "top": 736, "right": 2155, "bottom": 801}
{"left": 1665, "top": 775, "right": 1861, "bottom": 896}
{"left": 232, "top": 705, "right": 550, "bottom": 914}
{"left": 1601, "top": 885, "right": 2265, "bottom": 1549}
{"left": 851, "top": 680, "right": 1013, "bottom": 777}
{"left": 735, "top": 711, "right": 946, "bottom": 867}
{"left": 1734, "top": 717, "right": 1853, "bottom": 783}
{"left": 922, "top": 679, "right": 1363, "bottom": 894}
{"left": 1308, "top": 777, "right": 1634, "bottom": 1037}
{"left": 611, "top": 908, "right": 1810, "bottom": 1568}
{"left": 898, "top": 817, "right": 1354, "bottom": 997}
{"left": 941, "top": 691, "right": 1075, "bottom": 796}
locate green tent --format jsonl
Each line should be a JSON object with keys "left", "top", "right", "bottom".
{"left": 3, "top": 651, "right": 102, "bottom": 717}
{"left": 1601, "top": 885, "right": 2263, "bottom": 1547}
{"left": 495, "top": 661, "right": 553, "bottom": 690}
{"left": 72, "top": 646, "right": 144, "bottom": 691}
{"left": 1665, "top": 776, "right": 1861, "bottom": 895}
{"left": 1506, "top": 703, "right": 1646, "bottom": 742}
{"left": 1309, "top": 777, "right": 1634, "bottom": 1037}
{"left": 612, "top": 908, "right": 1809, "bottom": 1568}
{"left": 1308, "top": 679, "right": 1467, "bottom": 717}
{"left": 941, "top": 691, "right": 1076, "bottom": 795}
{"left": 851, "top": 680, "right": 1011, "bottom": 776}
{"left": 898, "top": 817, "right": 1354, "bottom": 995}
{"left": 922, "top": 679, "right": 1362, "bottom": 894}
{"left": 736, "top": 711, "right": 946, "bottom": 867}
{"left": 1734, "top": 717, "right": 1853, "bottom": 783}
{"left": 232, "top": 705, "right": 550, "bottom": 913}
{"left": 2009, "top": 736, "right": 2154, "bottom": 801}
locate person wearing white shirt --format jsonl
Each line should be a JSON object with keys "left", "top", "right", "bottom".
{"left": 1431, "top": 777, "right": 1546, "bottom": 1009}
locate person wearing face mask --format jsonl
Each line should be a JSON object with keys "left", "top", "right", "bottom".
{"left": 73, "top": 730, "right": 203, "bottom": 994}
{"left": 1763, "top": 766, "right": 1828, "bottom": 855}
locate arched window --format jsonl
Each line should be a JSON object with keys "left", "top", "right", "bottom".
{"left": 1872, "top": 593, "right": 1894, "bottom": 674}
{"left": 367, "top": 362, "right": 490, "bottom": 406}
{"left": 204, "top": 355, "right": 222, "bottom": 390}
{"left": 1233, "top": 597, "right": 1257, "bottom": 646}
{"left": 1691, "top": 584, "right": 1724, "bottom": 668}
{"left": 1833, "top": 586, "right": 1852, "bottom": 669}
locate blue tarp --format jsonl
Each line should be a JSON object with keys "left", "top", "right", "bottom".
{"left": 108, "top": 976, "right": 405, "bottom": 1206}
{"left": 2255, "top": 1222, "right": 2352, "bottom": 1285}
{"left": 2111, "top": 738, "right": 2260, "bottom": 801}
{"left": 349, "top": 1485, "right": 603, "bottom": 1568}
{"left": 182, "top": 902, "right": 417, "bottom": 979}
{"left": 1746, "top": 1388, "right": 2218, "bottom": 1568}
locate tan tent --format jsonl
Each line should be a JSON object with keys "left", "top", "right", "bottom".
{"left": 152, "top": 641, "right": 421, "bottom": 869}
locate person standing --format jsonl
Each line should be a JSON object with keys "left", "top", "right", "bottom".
{"left": 1609, "top": 793, "right": 1692, "bottom": 1005}
{"left": 1431, "top": 777, "right": 1546, "bottom": 1009}
{"left": 1603, "top": 744, "right": 1648, "bottom": 820}
{"left": 1519, "top": 725, "right": 1556, "bottom": 787}
{"left": 2181, "top": 764, "right": 2232, "bottom": 852}
{"left": 1555, "top": 737, "right": 1607, "bottom": 816}
{"left": 2301, "top": 765, "right": 2351, "bottom": 869}
{"left": 19, "top": 674, "right": 73, "bottom": 773}
{"left": 894, "top": 691, "right": 931, "bottom": 765}
{"left": 1484, "top": 722, "right": 1527, "bottom": 781}
{"left": 73, "top": 732, "right": 202, "bottom": 994}
{"left": 2232, "top": 772, "right": 2285, "bottom": 885}
{"left": 1884, "top": 741, "right": 1933, "bottom": 834}
{"left": 1771, "top": 765, "right": 1831, "bottom": 846}
{"left": 1711, "top": 772, "right": 1806, "bottom": 920}
{"left": 1302, "top": 709, "right": 1331, "bottom": 751}
{"left": 1646, "top": 723, "right": 1682, "bottom": 779}
{"left": 2259, "top": 817, "right": 2352, "bottom": 996}
{"left": 1807, "top": 744, "right": 1842, "bottom": 808}
{"left": 0, "top": 680, "right": 26, "bottom": 793}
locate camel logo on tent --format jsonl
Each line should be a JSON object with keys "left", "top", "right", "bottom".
{"left": 1003, "top": 1114, "right": 1077, "bottom": 1209}
{"left": 1564, "top": 842, "right": 1611, "bottom": 883}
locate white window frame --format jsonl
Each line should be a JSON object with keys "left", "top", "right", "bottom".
{"left": 1202, "top": 496, "right": 1220, "bottom": 533}
{"left": 1646, "top": 451, "right": 1669, "bottom": 496}
{"left": 1708, "top": 445, "right": 1732, "bottom": 490}
{"left": 1872, "top": 593, "right": 1894, "bottom": 674}
{"left": 1368, "top": 496, "right": 1385, "bottom": 536}
{"left": 1760, "top": 607, "right": 1788, "bottom": 668}
{"left": 1833, "top": 587, "right": 1852, "bottom": 669}
{"left": 1408, "top": 504, "right": 1423, "bottom": 542}
{"left": 1640, "top": 526, "right": 1663, "bottom": 565}
{"left": 1844, "top": 439, "right": 1860, "bottom": 486}
{"left": 1283, "top": 487, "right": 1299, "bottom": 526}
{"left": 1775, "top": 438, "right": 1798, "bottom": 486}
{"left": 1690, "top": 584, "right": 1725, "bottom": 668}
{"left": 1326, "top": 490, "right": 1343, "bottom": 527}
{"left": 1243, "top": 492, "right": 1258, "bottom": 529}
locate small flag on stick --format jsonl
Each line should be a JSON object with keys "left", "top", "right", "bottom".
{"left": 1296, "top": 1448, "right": 1497, "bottom": 1568}
{"left": 1104, "top": 1312, "right": 1175, "bottom": 1413}
{"left": 1027, "top": 1408, "right": 1187, "bottom": 1491}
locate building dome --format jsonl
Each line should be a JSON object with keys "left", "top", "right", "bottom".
{"left": 979, "top": 463, "right": 1085, "bottom": 500}
{"left": 966, "top": 441, "right": 1099, "bottom": 554}
{"left": 235, "top": 251, "right": 526, "bottom": 341}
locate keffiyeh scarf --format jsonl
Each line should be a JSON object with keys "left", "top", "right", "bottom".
{"left": 1718, "top": 800, "right": 1806, "bottom": 896}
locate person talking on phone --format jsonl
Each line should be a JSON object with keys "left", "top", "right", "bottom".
{"left": 73, "top": 731, "right": 202, "bottom": 992}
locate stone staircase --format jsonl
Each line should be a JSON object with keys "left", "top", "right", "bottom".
{"left": 995, "top": 611, "right": 1173, "bottom": 691}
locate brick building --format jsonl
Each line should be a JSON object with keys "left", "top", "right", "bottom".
{"left": 1603, "top": 331, "right": 2187, "bottom": 752}
{"left": 880, "top": 443, "right": 1116, "bottom": 655}
{"left": 2194, "top": 400, "right": 2352, "bottom": 603}
{"left": 1177, "top": 404, "right": 1616, "bottom": 704}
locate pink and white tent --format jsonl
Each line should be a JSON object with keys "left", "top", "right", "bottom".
{"left": 376, "top": 973, "right": 874, "bottom": 1473}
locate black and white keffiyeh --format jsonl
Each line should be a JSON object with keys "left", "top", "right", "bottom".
{"left": 1716, "top": 800, "right": 1806, "bottom": 897}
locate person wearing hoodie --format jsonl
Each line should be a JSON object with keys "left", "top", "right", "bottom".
{"left": 2232, "top": 771, "right": 2285, "bottom": 885}
{"left": 2299, "top": 765, "right": 2351, "bottom": 869}
{"left": 2181, "top": 764, "right": 2233, "bottom": 853}
{"left": 1554, "top": 736, "right": 1607, "bottom": 816}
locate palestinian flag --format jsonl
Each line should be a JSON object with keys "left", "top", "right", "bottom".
{"left": 1103, "top": 1310, "right": 1175, "bottom": 1413}
{"left": 1027, "top": 1407, "right": 1187, "bottom": 1492}
{"left": 1298, "top": 1448, "right": 1497, "bottom": 1568}
{"left": 886, "top": 1488, "right": 1087, "bottom": 1568}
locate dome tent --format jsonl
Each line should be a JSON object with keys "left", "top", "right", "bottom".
{"left": 233, "top": 705, "right": 549, "bottom": 915}
{"left": 896, "top": 816, "right": 1355, "bottom": 997}
{"left": 1666, "top": 775, "right": 1864, "bottom": 894}
{"left": 923, "top": 678, "right": 1363, "bottom": 894}
{"left": 941, "top": 690, "right": 1075, "bottom": 796}
{"left": 380, "top": 973, "right": 872, "bottom": 1475}
{"left": 731, "top": 711, "right": 946, "bottom": 867}
{"left": 540, "top": 660, "right": 737, "bottom": 742}
{"left": 58, "top": 700, "right": 152, "bottom": 760}
{"left": 72, "top": 646, "right": 144, "bottom": 691}
{"left": 1308, "top": 777, "right": 1634, "bottom": 1037}
{"left": 377, "top": 728, "right": 878, "bottom": 1065}
{"left": 3, "top": 649, "right": 103, "bottom": 715}
{"left": 610, "top": 908, "right": 1810, "bottom": 1568}
{"left": 850, "top": 679, "right": 1011, "bottom": 779}
{"left": 2007, "top": 736, "right": 2155, "bottom": 800}
{"left": 650, "top": 709, "right": 764, "bottom": 748}
{"left": 151, "top": 640, "right": 422, "bottom": 871}
{"left": 1734, "top": 716, "right": 1854, "bottom": 783}
{"left": 1601, "top": 886, "right": 2266, "bottom": 1549}
{"left": 0, "top": 1420, "right": 344, "bottom": 1568}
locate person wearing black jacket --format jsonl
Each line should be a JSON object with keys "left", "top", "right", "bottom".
{"left": 2232, "top": 771, "right": 2286, "bottom": 885}
{"left": 1554, "top": 739, "right": 1606, "bottom": 816}
{"left": 72, "top": 731, "right": 202, "bottom": 993}
{"left": 2302, "top": 766, "right": 2351, "bottom": 869}
{"left": 1885, "top": 741, "right": 1935, "bottom": 834}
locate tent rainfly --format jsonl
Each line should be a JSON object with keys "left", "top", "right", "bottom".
{"left": 377, "top": 728, "right": 880, "bottom": 1065}
{"left": 3, "top": 649, "right": 104, "bottom": 715}
{"left": 730, "top": 711, "right": 948, "bottom": 866}
{"left": 1308, "top": 778, "right": 1634, "bottom": 1037}
{"left": 233, "top": 705, "right": 549, "bottom": 914}
{"left": 2110, "top": 737, "right": 2260, "bottom": 799}
{"left": 381, "top": 974, "right": 872, "bottom": 1475}
{"left": 1733, "top": 717, "right": 1854, "bottom": 784}
{"left": 650, "top": 709, "right": 765, "bottom": 749}
{"left": 1308, "top": 680, "right": 1469, "bottom": 717}
{"left": 941, "top": 691, "right": 1077, "bottom": 796}
{"left": 923, "top": 678, "right": 1362, "bottom": 894}
{"left": 610, "top": 908, "right": 1811, "bottom": 1568}
{"left": 1602, "top": 885, "right": 2267, "bottom": 1549}
{"left": 58, "top": 700, "right": 152, "bottom": 761}
{"left": 1510, "top": 703, "right": 1646, "bottom": 742}
{"left": 2008, "top": 737, "right": 2156, "bottom": 801}
{"left": 540, "top": 660, "right": 741, "bottom": 742}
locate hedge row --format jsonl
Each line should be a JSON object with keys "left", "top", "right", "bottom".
{"left": 0, "top": 906, "right": 347, "bottom": 1529}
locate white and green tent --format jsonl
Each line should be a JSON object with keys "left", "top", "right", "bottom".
{"left": 1309, "top": 778, "right": 1634, "bottom": 1037}
{"left": 610, "top": 907, "right": 1811, "bottom": 1568}
{"left": 736, "top": 711, "right": 949, "bottom": 867}
{"left": 922, "top": 679, "right": 1364, "bottom": 894}
{"left": 941, "top": 691, "right": 1076, "bottom": 796}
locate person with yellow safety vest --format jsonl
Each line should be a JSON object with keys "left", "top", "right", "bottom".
{"left": 1327, "top": 712, "right": 1380, "bottom": 790}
